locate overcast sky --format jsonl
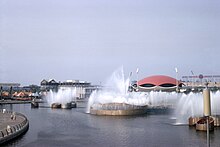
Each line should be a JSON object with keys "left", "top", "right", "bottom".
{"left": 0, "top": 0, "right": 220, "bottom": 85}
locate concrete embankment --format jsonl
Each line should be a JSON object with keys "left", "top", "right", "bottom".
{"left": 0, "top": 109, "right": 29, "bottom": 144}
{"left": 0, "top": 99, "right": 44, "bottom": 104}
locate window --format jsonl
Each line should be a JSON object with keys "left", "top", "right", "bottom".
{"left": 159, "top": 83, "right": 175, "bottom": 87}
{"left": 140, "top": 84, "right": 155, "bottom": 87}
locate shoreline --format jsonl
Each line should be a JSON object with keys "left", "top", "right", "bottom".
{"left": 0, "top": 99, "right": 44, "bottom": 104}
{"left": 0, "top": 109, "right": 29, "bottom": 145}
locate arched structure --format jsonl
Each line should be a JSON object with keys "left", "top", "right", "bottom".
{"left": 137, "top": 75, "right": 182, "bottom": 92}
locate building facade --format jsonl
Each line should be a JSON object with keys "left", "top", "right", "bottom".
{"left": 40, "top": 79, "right": 99, "bottom": 99}
{"left": 132, "top": 75, "right": 182, "bottom": 92}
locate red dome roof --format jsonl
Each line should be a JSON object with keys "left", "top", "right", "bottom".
{"left": 138, "top": 75, "right": 180, "bottom": 87}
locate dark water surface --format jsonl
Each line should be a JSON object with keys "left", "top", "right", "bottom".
{"left": 1, "top": 103, "right": 220, "bottom": 147}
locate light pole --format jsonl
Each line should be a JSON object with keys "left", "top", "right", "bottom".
{"left": 175, "top": 67, "right": 178, "bottom": 92}
{"left": 136, "top": 68, "right": 139, "bottom": 92}
{"left": 191, "top": 70, "right": 194, "bottom": 89}
{"left": 128, "top": 72, "right": 132, "bottom": 92}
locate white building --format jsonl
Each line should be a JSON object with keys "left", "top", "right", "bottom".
{"left": 59, "top": 80, "right": 99, "bottom": 99}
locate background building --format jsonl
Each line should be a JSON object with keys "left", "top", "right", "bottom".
{"left": 40, "top": 79, "right": 99, "bottom": 99}
{"left": 134, "top": 75, "right": 182, "bottom": 92}
{"left": 59, "top": 80, "right": 99, "bottom": 99}
{"left": 40, "top": 79, "right": 59, "bottom": 91}
{"left": 181, "top": 74, "right": 220, "bottom": 87}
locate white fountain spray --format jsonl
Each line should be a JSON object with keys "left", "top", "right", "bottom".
{"left": 87, "top": 67, "right": 150, "bottom": 113}
{"left": 45, "top": 87, "right": 76, "bottom": 106}
{"left": 145, "top": 91, "right": 178, "bottom": 107}
{"left": 174, "top": 91, "right": 220, "bottom": 124}
{"left": 87, "top": 67, "right": 180, "bottom": 113}
{"left": 87, "top": 66, "right": 220, "bottom": 120}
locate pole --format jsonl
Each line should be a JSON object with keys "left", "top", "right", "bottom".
{"left": 136, "top": 68, "right": 139, "bottom": 92}
{"left": 128, "top": 72, "right": 132, "bottom": 92}
{"left": 175, "top": 68, "right": 178, "bottom": 92}
{"left": 191, "top": 70, "right": 194, "bottom": 89}
{"left": 207, "top": 116, "right": 210, "bottom": 147}
{"left": 0, "top": 86, "right": 2, "bottom": 100}
{"left": 203, "top": 85, "right": 211, "bottom": 147}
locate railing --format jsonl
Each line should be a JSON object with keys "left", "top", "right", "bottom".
{"left": 0, "top": 109, "right": 29, "bottom": 143}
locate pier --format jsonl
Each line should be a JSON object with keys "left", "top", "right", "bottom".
{"left": 0, "top": 109, "right": 29, "bottom": 144}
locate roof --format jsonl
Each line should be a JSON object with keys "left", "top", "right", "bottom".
{"left": 138, "top": 75, "right": 180, "bottom": 87}
{"left": 0, "top": 83, "right": 21, "bottom": 87}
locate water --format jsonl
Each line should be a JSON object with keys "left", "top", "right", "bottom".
{"left": 87, "top": 67, "right": 149, "bottom": 113}
{"left": 45, "top": 87, "right": 76, "bottom": 106}
{"left": 1, "top": 103, "right": 220, "bottom": 147}
{"left": 145, "top": 91, "right": 178, "bottom": 107}
{"left": 87, "top": 67, "right": 220, "bottom": 125}
{"left": 174, "top": 91, "right": 220, "bottom": 124}
{"left": 2, "top": 66, "right": 220, "bottom": 146}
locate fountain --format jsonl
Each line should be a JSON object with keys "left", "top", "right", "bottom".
{"left": 31, "top": 98, "right": 39, "bottom": 108}
{"left": 174, "top": 90, "right": 220, "bottom": 130}
{"left": 45, "top": 87, "right": 77, "bottom": 109}
{"left": 174, "top": 92, "right": 204, "bottom": 124}
{"left": 87, "top": 67, "right": 150, "bottom": 115}
{"left": 145, "top": 91, "right": 178, "bottom": 109}
{"left": 196, "top": 117, "right": 214, "bottom": 131}
{"left": 87, "top": 66, "right": 220, "bottom": 122}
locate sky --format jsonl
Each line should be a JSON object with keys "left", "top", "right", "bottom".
{"left": 0, "top": 0, "right": 220, "bottom": 86}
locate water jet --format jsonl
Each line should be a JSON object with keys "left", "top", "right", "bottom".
{"left": 87, "top": 67, "right": 149, "bottom": 115}
{"left": 45, "top": 87, "right": 77, "bottom": 109}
